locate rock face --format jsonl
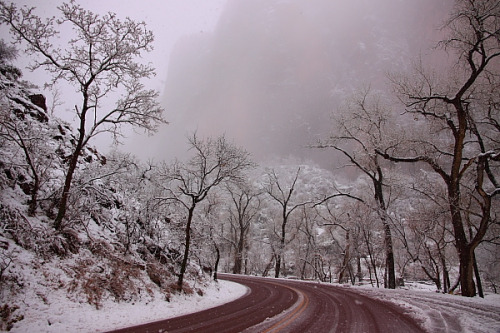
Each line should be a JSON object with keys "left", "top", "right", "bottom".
{"left": 28, "top": 94, "right": 47, "bottom": 112}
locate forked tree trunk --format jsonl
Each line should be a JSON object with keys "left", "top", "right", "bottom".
{"left": 54, "top": 97, "right": 89, "bottom": 231}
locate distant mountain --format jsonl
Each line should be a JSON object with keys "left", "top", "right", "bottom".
{"left": 162, "top": 0, "right": 452, "bottom": 166}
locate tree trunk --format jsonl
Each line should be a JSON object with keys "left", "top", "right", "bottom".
{"left": 373, "top": 172, "right": 396, "bottom": 289}
{"left": 233, "top": 229, "right": 245, "bottom": 274}
{"left": 338, "top": 229, "right": 350, "bottom": 283}
{"left": 274, "top": 252, "right": 282, "bottom": 278}
{"left": 233, "top": 252, "right": 242, "bottom": 274}
{"left": 16, "top": 122, "right": 41, "bottom": 216}
{"left": 348, "top": 263, "right": 355, "bottom": 285}
{"left": 275, "top": 218, "right": 287, "bottom": 278}
{"left": 438, "top": 248, "right": 450, "bottom": 293}
{"left": 244, "top": 243, "right": 250, "bottom": 275}
{"left": 262, "top": 254, "right": 274, "bottom": 277}
{"left": 300, "top": 243, "right": 310, "bottom": 280}
{"left": 28, "top": 173, "right": 39, "bottom": 216}
{"left": 178, "top": 205, "right": 195, "bottom": 289}
{"left": 54, "top": 100, "right": 89, "bottom": 230}
{"left": 457, "top": 246, "right": 476, "bottom": 296}
{"left": 356, "top": 255, "right": 362, "bottom": 284}
{"left": 422, "top": 265, "right": 441, "bottom": 291}
{"left": 449, "top": 275, "right": 460, "bottom": 293}
{"left": 473, "top": 252, "right": 484, "bottom": 298}
{"left": 448, "top": 179, "right": 476, "bottom": 297}
{"left": 214, "top": 242, "right": 220, "bottom": 282}
{"left": 450, "top": 103, "right": 477, "bottom": 297}
{"left": 383, "top": 220, "right": 396, "bottom": 289}
{"left": 53, "top": 147, "right": 81, "bottom": 230}
{"left": 363, "top": 228, "right": 379, "bottom": 288}
{"left": 443, "top": 268, "right": 450, "bottom": 294}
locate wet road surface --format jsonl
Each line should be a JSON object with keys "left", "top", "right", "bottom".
{"left": 108, "top": 274, "right": 425, "bottom": 332}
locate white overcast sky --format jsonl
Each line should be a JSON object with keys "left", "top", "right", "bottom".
{"left": 11, "top": 0, "right": 227, "bottom": 94}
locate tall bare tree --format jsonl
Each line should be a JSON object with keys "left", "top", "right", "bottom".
{"left": 226, "top": 182, "right": 261, "bottom": 274}
{"left": 158, "top": 134, "right": 253, "bottom": 289}
{"left": 0, "top": 1, "right": 166, "bottom": 230}
{"left": 316, "top": 88, "right": 398, "bottom": 289}
{"left": 378, "top": 0, "right": 500, "bottom": 296}
{"left": 264, "top": 167, "right": 313, "bottom": 278}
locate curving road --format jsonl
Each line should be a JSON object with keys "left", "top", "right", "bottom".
{"left": 108, "top": 274, "right": 425, "bottom": 333}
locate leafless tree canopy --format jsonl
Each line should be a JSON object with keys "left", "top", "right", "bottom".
{"left": 378, "top": 0, "right": 500, "bottom": 297}
{"left": 0, "top": 1, "right": 166, "bottom": 228}
{"left": 158, "top": 133, "right": 254, "bottom": 288}
{"left": 0, "top": 1, "right": 165, "bottom": 141}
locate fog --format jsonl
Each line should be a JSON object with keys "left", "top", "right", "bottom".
{"left": 10, "top": 0, "right": 453, "bottom": 167}
{"left": 11, "top": 0, "right": 226, "bottom": 95}
{"left": 121, "top": 0, "right": 452, "bottom": 168}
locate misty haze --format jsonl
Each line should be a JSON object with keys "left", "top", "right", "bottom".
{"left": 127, "top": 0, "right": 451, "bottom": 167}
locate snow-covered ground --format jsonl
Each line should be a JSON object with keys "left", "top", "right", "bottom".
{"left": 10, "top": 280, "right": 248, "bottom": 333}
{"left": 351, "top": 283, "right": 500, "bottom": 333}
{"left": 8, "top": 277, "right": 500, "bottom": 332}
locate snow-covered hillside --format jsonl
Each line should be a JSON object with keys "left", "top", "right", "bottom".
{"left": 0, "top": 60, "right": 210, "bottom": 331}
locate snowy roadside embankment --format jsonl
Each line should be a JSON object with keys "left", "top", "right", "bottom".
{"left": 10, "top": 280, "right": 248, "bottom": 333}
{"left": 350, "top": 284, "right": 500, "bottom": 333}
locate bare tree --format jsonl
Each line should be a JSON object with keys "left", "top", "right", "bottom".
{"left": 158, "top": 134, "right": 253, "bottom": 289}
{"left": 264, "top": 167, "right": 313, "bottom": 278}
{"left": 226, "top": 182, "right": 261, "bottom": 274}
{"left": 0, "top": 1, "right": 166, "bottom": 230}
{"left": 47, "top": 86, "right": 63, "bottom": 116}
{"left": 0, "top": 108, "right": 52, "bottom": 215}
{"left": 0, "top": 58, "right": 55, "bottom": 216}
{"left": 406, "top": 197, "right": 455, "bottom": 293}
{"left": 0, "top": 38, "right": 20, "bottom": 81}
{"left": 316, "top": 88, "right": 398, "bottom": 289}
{"left": 379, "top": 0, "right": 500, "bottom": 296}
{"left": 296, "top": 206, "right": 320, "bottom": 280}
{"left": 0, "top": 39, "right": 16, "bottom": 63}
